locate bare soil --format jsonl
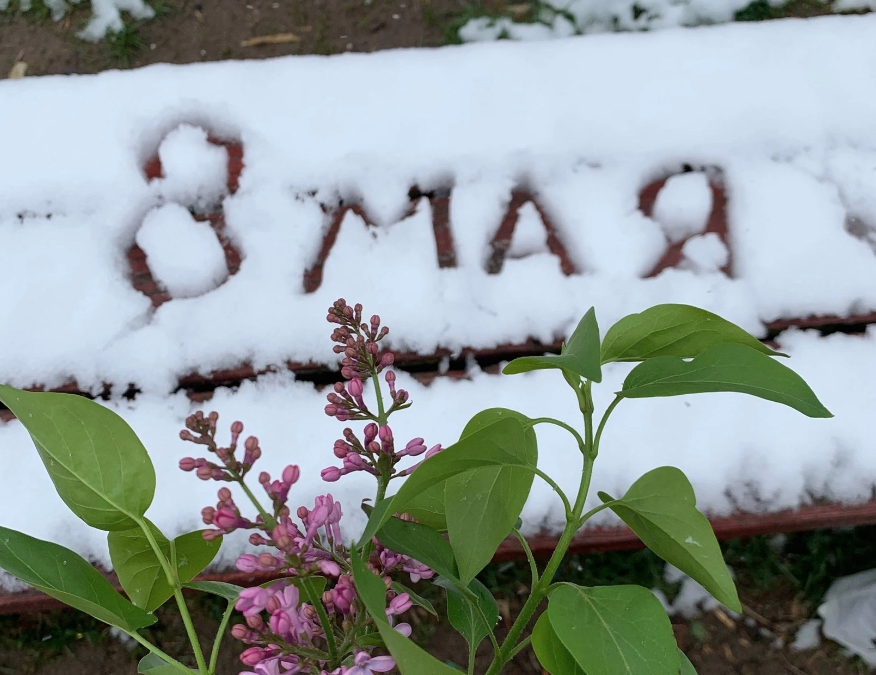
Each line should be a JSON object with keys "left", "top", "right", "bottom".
{"left": 0, "top": 0, "right": 533, "bottom": 77}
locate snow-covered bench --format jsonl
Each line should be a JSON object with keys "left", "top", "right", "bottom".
{"left": 3, "top": 13, "right": 876, "bottom": 611}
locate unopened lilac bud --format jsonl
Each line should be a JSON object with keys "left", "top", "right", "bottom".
{"left": 385, "top": 370, "right": 396, "bottom": 384}
{"left": 321, "top": 466, "right": 343, "bottom": 482}
{"left": 348, "top": 377, "right": 363, "bottom": 397}
{"left": 240, "top": 647, "right": 264, "bottom": 666}
{"left": 395, "top": 389, "right": 409, "bottom": 404}
{"left": 179, "top": 430, "right": 196, "bottom": 442}
{"left": 178, "top": 457, "right": 197, "bottom": 471}
{"left": 217, "top": 487, "right": 232, "bottom": 502}
{"left": 231, "top": 624, "right": 250, "bottom": 641}
{"left": 231, "top": 421, "right": 244, "bottom": 434}
{"left": 259, "top": 471, "right": 270, "bottom": 484}
{"left": 425, "top": 444, "right": 442, "bottom": 459}
{"left": 403, "top": 438, "right": 427, "bottom": 457}
{"left": 282, "top": 465, "right": 300, "bottom": 485}
{"left": 297, "top": 506, "right": 310, "bottom": 519}
{"left": 249, "top": 533, "right": 269, "bottom": 545}
{"left": 202, "top": 529, "right": 223, "bottom": 541}
{"left": 324, "top": 404, "right": 338, "bottom": 417}
{"left": 333, "top": 440, "right": 349, "bottom": 459}
{"left": 379, "top": 425, "right": 393, "bottom": 442}
{"left": 245, "top": 614, "right": 264, "bottom": 631}
{"left": 258, "top": 552, "right": 277, "bottom": 567}
{"left": 380, "top": 352, "right": 395, "bottom": 368}
{"left": 364, "top": 423, "right": 378, "bottom": 444}
{"left": 201, "top": 506, "right": 216, "bottom": 524}
{"left": 196, "top": 465, "right": 213, "bottom": 480}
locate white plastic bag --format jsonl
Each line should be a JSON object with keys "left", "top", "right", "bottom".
{"left": 818, "top": 568, "right": 876, "bottom": 666}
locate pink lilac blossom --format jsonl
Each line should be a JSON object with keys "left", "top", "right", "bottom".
{"left": 180, "top": 299, "right": 444, "bottom": 675}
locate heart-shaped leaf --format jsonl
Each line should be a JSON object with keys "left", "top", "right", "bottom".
{"left": 367, "top": 505, "right": 459, "bottom": 582}
{"left": 109, "top": 524, "right": 221, "bottom": 611}
{"left": 504, "top": 307, "right": 602, "bottom": 382}
{"left": 601, "top": 304, "right": 782, "bottom": 364}
{"left": 531, "top": 612, "right": 586, "bottom": 675}
{"left": 548, "top": 583, "right": 679, "bottom": 675}
{"left": 358, "top": 415, "right": 533, "bottom": 547}
{"left": 0, "top": 525, "right": 155, "bottom": 632}
{"left": 679, "top": 650, "right": 697, "bottom": 674}
{"left": 619, "top": 343, "right": 832, "bottom": 418}
{"left": 398, "top": 482, "right": 447, "bottom": 531}
{"left": 438, "top": 578, "right": 498, "bottom": 653}
{"left": 137, "top": 652, "right": 196, "bottom": 674}
{"left": 350, "top": 548, "right": 461, "bottom": 675}
{"left": 598, "top": 466, "right": 739, "bottom": 612}
{"left": 0, "top": 385, "right": 155, "bottom": 531}
{"left": 445, "top": 409, "right": 538, "bottom": 582}
{"left": 182, "top": 580, "right": 242, "bottom": 602}
{"left": 392, "top": 581, "right": 437, "bottom": 616}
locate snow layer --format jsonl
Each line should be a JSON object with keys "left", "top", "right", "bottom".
{"left": 136, "top": 203, "right": 228, "bottom": 297}
{"left": 2, "top": 16, "right": 876, "bottom": 393}
{"left": 458, "top": 0, "right": 875, "bottom": 42}
{"left": 2, "top": 16, "right": 876, "bottom": 568}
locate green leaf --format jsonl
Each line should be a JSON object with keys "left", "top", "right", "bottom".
{"left": 678, "top": 650, "right": 697, "bottom": 675}
{"left": 531, "top": 612, "right": 586, "bottom": 675}
{"left": 350, "top": 548, "right": 460, "bottom": 675}
{"left": 619, "top": 343, "right": 832, "bottom": 418}
{"left": 438, "top": 578, "right": 498, "bottom": 653}
{"left": 392, "top": 581, "right": 438, "bottom": 616}
{"left": 598, "top": 466, "right": 740, "bottom": 612}
{"left": 504, "top": 307, "right": 602, "bottom": 382}
{"left": 0, "top": 385, "right": 156, "bottom": 531}
{"left": 358, "top": 416, "right": 533, "bottom": 547}
{"left": 137, "top": 652, "right": 196, "bottom": 674}
{"left": 548, "top": 583, "right": 679, "bottom": 675}
{"left": 372, "top": 510, "right": 459, "bottom": 581}
{"left": 109, "top": 524, "right": 221, "bottom": 612}
{"left": 0, "top": 525, "right": 156, "bottom": 632}
{"left": 445, "top": 409, "right": 538, "bottom": 582}
{"left": 601, "top": 304, "right": 783, "bottom": 364}
{"left": 182, "top": 580, "right": 243, "bottom": 602}
{"left": 400, "top": 483, "right": 447, "bottom": 531}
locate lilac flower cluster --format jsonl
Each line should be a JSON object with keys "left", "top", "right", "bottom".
{"left": 321, "top": 300, "right": 441, "bottom": 483}
{"left": 179, "top": 299, "right": 443, "bottom": 675}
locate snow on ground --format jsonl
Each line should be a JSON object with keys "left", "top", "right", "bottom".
{"left": 0, "top": 0, "right": 155, "bottom": 41}
{"left": 2, "top": 15, "right": 876, "bottom": 567}
{"left": 458, "top": 0, "right": 875, "bottom": 42}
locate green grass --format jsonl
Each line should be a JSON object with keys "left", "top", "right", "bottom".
{"left": 0, "top": 0, "right": 53, "bottom": 24}
{"left": 104, "top": 21, "right": 144, "bottom": 66}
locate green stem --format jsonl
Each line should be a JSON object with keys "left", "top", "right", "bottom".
{"left": 209, "top": 601, "right": 236, "bottom": 673}
{"left": 531, "top": 417, "right": 587, "bottom": 456}
{"left": 533, "top": 467, "right": 573, "bottom": 520}
{"left": 302, "top": 581, "right": 339, "bottom": 664}
{"left": 505, "top": 634, "right": 532, "bottom": 663}
{"left": 138, "top": 519, "right": 209, "bottom": 675}
{"left": 468, "top": 644, "right": 476, "bottom": 675}
{"left": 592, "top": 395, "right": 621, "bottom": 459}
{"left": 483, "top": 382, "right": 599, "bottom": 675}
{"left": 578, "top": 501, "right": 616, "bottom": 529}
{"left": 512, "top": 528, "right": 539, "bottom": 590}
{"left": 127, "top": 631, "right": 195, "bottom": 675}
{"left": 237, "top": 477, "right": 276, "bottom": 530}
{"left": 371, "top": 370, "right": 387, "bottom": 426}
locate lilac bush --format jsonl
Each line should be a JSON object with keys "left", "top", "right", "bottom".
{"left": 0, "top": 299, "right": 833, "bottom": 675}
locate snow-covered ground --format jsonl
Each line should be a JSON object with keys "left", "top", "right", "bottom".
{"left": 0, "top": 0, "right": 155, "bottom": 41}
{"left": 2, "top": 14, "right": 876, "bottom": 572}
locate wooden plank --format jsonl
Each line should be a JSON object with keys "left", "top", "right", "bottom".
{"left": 1, "top": 499, "right": 874, "bottom": 615}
